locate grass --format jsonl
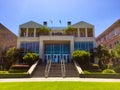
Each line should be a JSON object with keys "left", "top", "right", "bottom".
{"left": 0, "top": 82, "right": 120, "bottom": 90}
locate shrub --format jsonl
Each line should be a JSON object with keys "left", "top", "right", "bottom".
{"left": 83, "top": 70, "right": 91, "bottom": 74}
{"left": 107, "top": 64, "right": 113, "bottom": 69}
{"left": 9, "top": 64, "right": 29, "bottom": 73}
{"left": 0, "top": 71, "right": 9, "bottom": 74}
{"left": 102, "top": 69, "right": 116, "bottom": 74}
{"left": 0, "top": 73, "right": 30, "bottom": 78}
{"left": 23, "top": 53, "right": 39, "bottom": 66}
{"left": 72, "top": 50, "right": 90, "bottom": 65}
{"left": 113, "top": 65, "right": 120, "bottom": 73}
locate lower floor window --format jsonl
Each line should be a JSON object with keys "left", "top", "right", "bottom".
{"left": 20, "top": 42, "right": 39, "bottom": 54}
{"left": 74, "top": 41, "right": 94, "bottom": 51}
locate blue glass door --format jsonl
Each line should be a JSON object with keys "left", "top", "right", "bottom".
{"left": 44, "top": 43, "right": 70, "bottom": 63}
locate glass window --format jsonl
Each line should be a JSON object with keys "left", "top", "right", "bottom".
{"left": 74, "top": 42, "right": 94, "bottom": 51}
{"left": 87, "top": 28, "right": 93, "bottom": 37}
{"left": 113, "top": 29, "right": 118, "bottom": 36}
{"left": 20, "top": 42, "right": 39, "bottom": 54}
{"left": 79, "top": 28, "right": 85, "bottom": 37}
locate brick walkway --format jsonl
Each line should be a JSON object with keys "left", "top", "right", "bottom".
{"left": 1, "top": 78, "right": 120, "bottom": 82}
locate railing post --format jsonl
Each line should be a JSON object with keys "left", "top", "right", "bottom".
{"left": 61, "top": 59, "right": 66, "bottom": 78}
{"left": 45, "top": 59, "right": 51, "bottom": 78}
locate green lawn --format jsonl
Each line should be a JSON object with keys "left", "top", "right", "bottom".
{"left": 0, "top": 82, "right": 120, "bottom": 90}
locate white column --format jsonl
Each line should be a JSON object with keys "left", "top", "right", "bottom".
{"left": 34, "top": 28, "right": 36, "bottom": 37}
{"left": 93, "top": 27, "right": 95, "bottom": 38}
{"left": 17, "top": 38, "right": 20, "bottom": 48}
{"left": 70, "top": 40, "right": 74, "bottom": 59}
{"left": 78, "top": 28, "right": 80, "bottom": 37}
{"left": 40, "top": 39, "right": 44, "bottom": 61}
{"left": 26, "top": 28, "right": 28, "bottom": 37}
{"left": 19, "top": 27, "right": 21, "bottom": 37}
{"left": 85, "top": 28, "right": 88, "bottom": 37}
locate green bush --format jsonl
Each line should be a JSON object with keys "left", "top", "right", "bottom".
{"left": 0, "top": 71, "right": 9, "bottom": 74}
{"left": 83, "top": 70, "right": 91, "bottom": 74}
{"left": 102, "top": 69, "right": 116, "bottom": 74}
{"left": 9, "top": 65, "right": 29, "bottom": 73}
{"left": 23, "top": 53, "right": 39, "bottom": 66}
{"left": 0, "top": 73, "right": 30, "bottom": 78}
{"left": 0, "top": 70, "right": 30, "bottom": 78}
{"left": 79, "top": 74, "right": 120, "bottom": 78}
{"left": 72, "top": 50, "right": 90, "bottom": 65}
{"left": 113, "top": 65, "right": 120, "bottom": 73}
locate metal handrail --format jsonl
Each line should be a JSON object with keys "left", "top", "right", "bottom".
{"left": 45, "top": 59, "right": 51, "bottom": 78}
{"left": 61, "top": 59, "right": 66, "bottom": 77}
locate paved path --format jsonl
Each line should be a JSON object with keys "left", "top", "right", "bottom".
{"left": 1, "top": 78, "right": 120, "bottom": 82}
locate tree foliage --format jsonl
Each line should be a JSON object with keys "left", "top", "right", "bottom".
{"left": 94, "top": 45, "right": 110, "bottom": 60}
{"left": 93, "top": 45, "right": 110, "bottom": 69}
{"left": 5, "top": 47, "right": 23, "bottom": 69}
{"left": 114, "top": 44, "right": 120, "bottom": 59}
{"left": 0, "top": 47, "right": 8, "bottom": 70}
{"left": 6, "top": 47, "right": 21, "bottom": 63}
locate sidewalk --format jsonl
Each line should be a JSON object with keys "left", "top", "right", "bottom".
{"left": 1, "top": 78, "right": 120, "bottom": 82}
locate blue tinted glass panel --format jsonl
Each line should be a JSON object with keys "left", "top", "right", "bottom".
{"left": 20, "top": 42, "right": 39, "bottom": 54}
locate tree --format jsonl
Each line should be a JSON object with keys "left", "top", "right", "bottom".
{"left": 72, "top": 50, "right": 90, "bottom": 65}
{"left": 94, "top": 45, "right": 110, "bottom": 69}
{"left": 110, "top": 44, "right": 120, "bottom": 65}
{"left": 0, "top": 47, "right": 8, "bottom": 70}
{"left": 114, "top": 44, "right": 120, "bottom": 59}
{"left": 5, "top": 47, "right": 23, "bottom": 69}
{"left": 6, "top": 47, "right": 18, "bottom": 63}
{"left": 23, "top": 53, "right": 39, "bottom": 66}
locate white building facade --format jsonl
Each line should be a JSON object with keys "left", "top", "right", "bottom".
{"left": 17, "top": 21, "right": 96, "bottom": 63}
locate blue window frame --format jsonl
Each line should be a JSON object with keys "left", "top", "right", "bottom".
{"left": 74, "top": 42, "right": 94, "bottom": 51}
{"left": 20, "top": 42, "right": 39, "bottom": 54}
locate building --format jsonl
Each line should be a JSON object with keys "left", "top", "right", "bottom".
{"left": 0, "top": 23, "right": 17, "bottom": 48}
{"left": 17, "top": 21, "right": 96, "bottom": 63}
{"left": 96, "top": 19, "right": 120, "bottom": 49}
{"left": 0, "top": 23, "right": 17, "bottom": 70}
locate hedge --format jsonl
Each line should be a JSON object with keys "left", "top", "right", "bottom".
{"left": 79, "top": 74, "right": 120, "bottom": 78}
{"left": 0, "top": 71, "right": 30, "bottom": 78}
{"left": 0, "top": 73, "right": 30, "bottom": 78}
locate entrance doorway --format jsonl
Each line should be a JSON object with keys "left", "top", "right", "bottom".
{"left": 44, "top": 43, "right": 70, "bottom": 63}
{"left": 53, "top": 54, "right": 60, "bottom": 63}
{"left": 44, "top": 54, "right": 70, "bottom": 63}
{"left": 62, "top": 54, "right": 70, "bottom": 63}
{"left": 44, "top": 54, "right": 51, "bottom": 63}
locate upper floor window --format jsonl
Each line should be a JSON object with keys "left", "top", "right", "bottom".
{"left": 20, "top": 28, "right": 26, "bottom": 37}
{"left": 113, "top": 29, "right": 118, "bottom": 36}
{"left": 79, "top": 28, "right": 85, "bottom": 37}
{"left": 87, "top": 28, "right": 93, "bottom": 37}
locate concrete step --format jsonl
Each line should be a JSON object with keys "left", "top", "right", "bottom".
{"left": 32, "top": 62, "right": 79, "bottom": 78}
{"left": 48, "top": 63, "right": 62, "bottom": 77}
{"left": 32, "top": 63, "right": 46, "bottom": 77}
{"left": 65, "top": 63, "right": 79, "bottom": 77}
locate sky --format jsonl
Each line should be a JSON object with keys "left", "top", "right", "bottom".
{"left": 0, "top": 0, "right": 120, "bottom": 37}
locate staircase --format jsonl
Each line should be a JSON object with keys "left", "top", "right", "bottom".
{"left": 32, "top": 62, "right": 79, "bottom": 78}
{"left": 48, "top": 62, "right": 79, "bottom": 77}
{"left": 32, "top": 62, "right": 46, "bottom": 77}
{"left": 49, "top": 63, "right": 62, "bottom": 77}
{"left": 65, "top": 63, "right": 79, "bottom": 77}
